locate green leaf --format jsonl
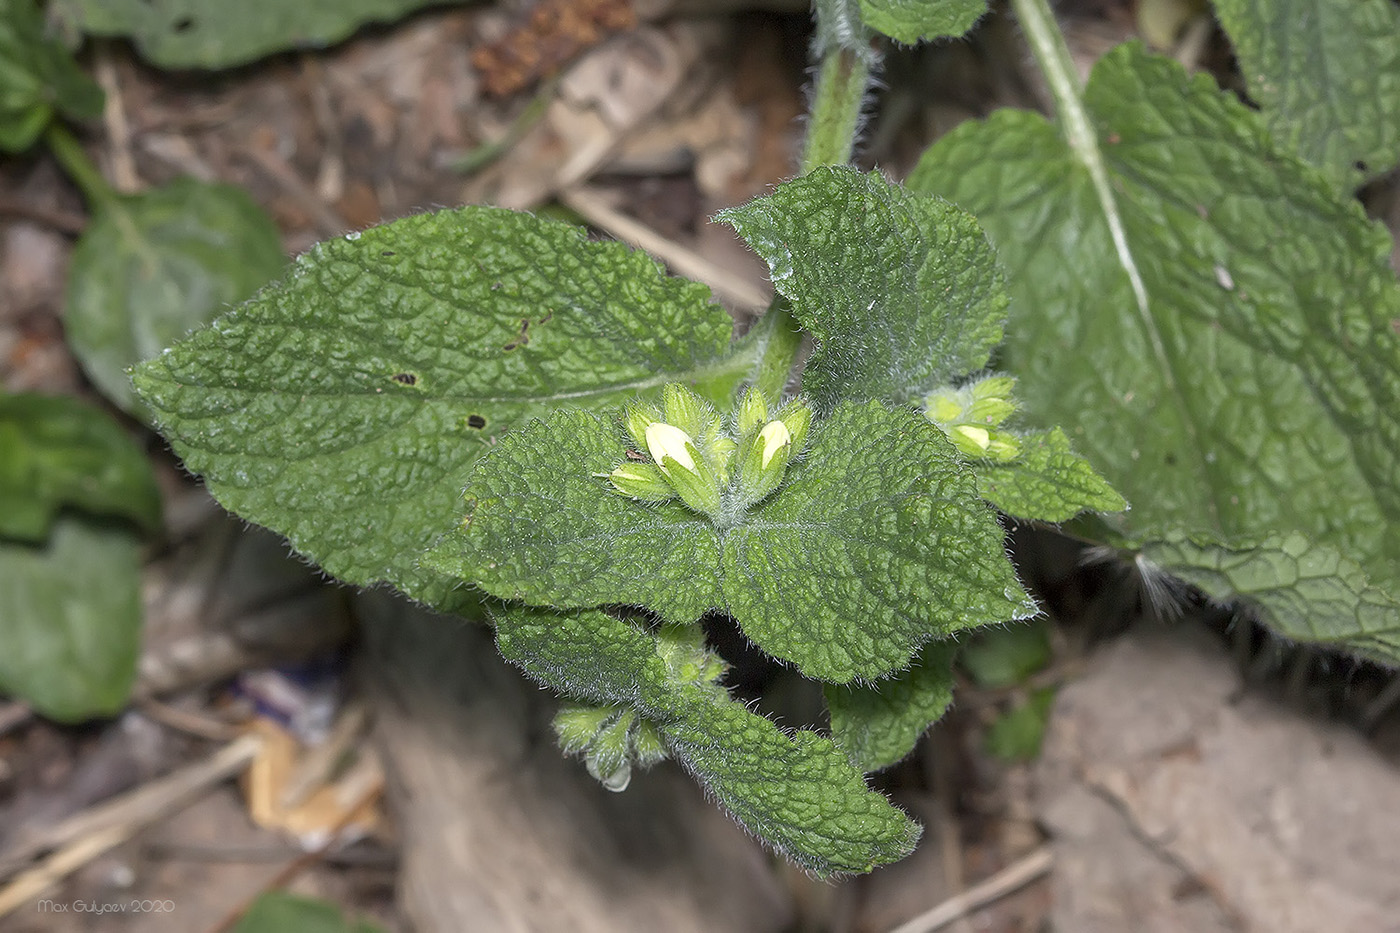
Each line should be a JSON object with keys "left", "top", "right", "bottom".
{"left": 859, "top": 0, "right": 989, "bottom": 44}
{"left": 133, "top": 207, "right": 748, "bottom": 613}
{"left": 717, "top": 166, "right": 1008, "bottom": 414}
{"left": 910, "top": 43, "right": 1400, "bottom": 663}
{"left": 825, "top": 641, "right": 956, "bottom": 772}
{"left": 58, "top": 0, "right": 468, "bottom": 70}
{"left": 426, "top": 401, "right": 1034, "bottom": 683}
{"left": 0, "top": 514, "right": 143, "bottom": 721}
{"left": 0, "top": 0, "right": 103, "bottom": 152}
{"left": 1146, "top": 532, "right": 1400, "bottom": 664}
{"left": 494, "top": 605, "right": 921, "bottom": 875}
{"left": 232, "top": 892, "right": 386, "bottom": 933}
{"left": 1212, "top": 0, "right": 1400, "bottom": 188}
{"left": 0, "top": 393, "right": 160, "bottom": 542}
{"left": 984, "top": 686, "right": 1055, "bottom": 761}
{"left": 975, "top": 428, "right": 1125, "bottom": 522}
{"left": 958, "top": 619, "right": 1051, "bottom": 688}
{"left": 66, "top": 178, "right": 285, "bottom": 420}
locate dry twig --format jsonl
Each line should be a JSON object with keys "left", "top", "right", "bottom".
{"left": 0, "top": 733, "right": 263, "bottom": 913}
{"left": 560, "top": 186, "right": 770, "bottom": 310}
{"left": 886, "top": 846, "right": 1054, "bottom": 933}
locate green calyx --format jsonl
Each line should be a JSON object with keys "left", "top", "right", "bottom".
{"left": 553, "top": 703, "right": 669, "bottom": 793}
{"left": 608, "top": 384, "right": 813, "bottom": 526}
{"left": 550, "top": 621, "right": 721, "bottom": 792}
{"left": 923, "top": 375, "right": 1022, "bottom": 462}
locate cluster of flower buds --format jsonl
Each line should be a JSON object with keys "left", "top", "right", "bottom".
{"left": 606, "top": 384, "right": 812, "bottom": 522}
{"left": 551, "top": 624, "right": 722, "bottom": 792}
{"left": 552, "top": 703, "right": 666, "bottom": 793}
{"left": 923, "top": 375, "right": 1022, "bottom": 462}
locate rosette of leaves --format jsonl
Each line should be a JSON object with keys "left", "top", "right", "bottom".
{"left": 134, "top": 167, "right": 1123, "bottom": 872}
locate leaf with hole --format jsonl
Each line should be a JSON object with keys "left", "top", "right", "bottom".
{"left": 1213, "top": 0, "right": 1400, "bottom": 188}
{"left": 132, "top": 206, "right": 751, "bottom": 614}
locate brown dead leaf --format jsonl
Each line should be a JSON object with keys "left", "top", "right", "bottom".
{"left": 473, "top": 0, "right": 638, "bottom": 99}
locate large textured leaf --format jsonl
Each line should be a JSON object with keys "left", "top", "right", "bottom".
{"left": 494, "top": 605, "right": 920, "bottom": 875}
{"left": 859, "top": 0, "right": 988, "bottom": 44}
{"left": 133, "top": 207, "right": 749, "bottom": 612}
{"left": 717, "top": 167, "right": 1008, "bottom": 414}
{"left": 0, "top": 514, "right": 143, "bottom": 721}
{"left": 426, "top": 401, "right": 1034, "bottom": 683}
{"left": 0, "top": 393, "right": 160, "bottom": 542}
{"left": 0, "top": 0, "right": 103, "bottom": 151}
{"left": 910, "top": 43, "right": 1400, "bottom": 662}
{"left": 59, "top": 0, "right": 467, "bottom": 70}
{"left": 1212, "top": 0, "right": 1400, "bottom": 188}
{"left": 66, "top": 179, "right": 285, "bottom": 420}
{"left": 825, "top": 642, "right": 956, "bottom": 772}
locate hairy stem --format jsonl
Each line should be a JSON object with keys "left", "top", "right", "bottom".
{"left": 749, "top": 298, "right": 805, "bottom": 400}
{"left": 44, "top": 124, "right": 118, "bottom": 211}
{"left": 801, "top": 47, "right": 873, "bottom": 173}
{"left": 1008, "top": 0, "right": 1148, "bottom": 316}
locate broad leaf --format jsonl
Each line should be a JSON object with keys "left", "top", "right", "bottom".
{"left": 426, "top": 401, "right": 1035, "bottom": 683}
{"left": 825, "top": 642, "right": 956, "bottom": 772}
{"left": 67, "top": 179, "right": 285, "bottom": 420}
{"left": 976, "top": 428, "right": 1125, "bottom": 522}
{"left": 0, "top": 0, "right": 103, "bottom": 151}
{"left": 910, "top": 43, "right": 1400, "bottom": 662}
{"left": 1213, "top": 0, "right": 1400, "bottom": 188}
{"left": 133, "top": 207, "right": 749, "bottom": 612}
{"left": 859, "top": 0, "right": 988, "bottom": 44}
{"left": 0, "top": 393, "right": 160, "bottom": 542}
{"left": 1148, "top": 532, "right": 1400, "bottom": 661}
{"left": 0, "top": 514, "right": 143, "bottom": 721}
{"left": 59, "top": 0, "right": 468, "bottom": 70}
{"left": 494, "top": 605, "right": 921, "bottom": 875}
{"left": 718, "top": 166, "right": 1008, "bottom": 414}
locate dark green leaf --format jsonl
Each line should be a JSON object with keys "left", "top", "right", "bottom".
{"left": 958, "top": 619, "right": 1051, "bottom": 688}
{"left": 0, "top": 392, "right": 160, "bottom": 542}
{"left": 825, "top": 641, "right": 956, "bottom": 772}
{"left": 859, "top": 0, "right": 989, "bottom": 44}
{"left": 0, "top": 514, "right": 142, "bottom": 721}
{"left": 1213, "top": 0, "right": 1400, "bottom": 188}
{"left": 494, "top": 605, "right": 921, "bottom": 876}
{"left": 67, "top": 179, "right": 285, "bottom": 420}
{"left": 232, "top": 892, "right": 385, "bottom": 933}
{"left": 0, "top": 0, "right": 103, "bottom": 152}
{"left": 717, "top": 166, "right": 1008, "bottom": 413}
{"left": 976, "top": 428, "right": 1125, "bottom": 522}
{"left": 60, "top": 0, "right": 468, "bottom": 70}
{"left": 911, "top": 43, "right": 1400, "bottom": 662}
{"left": 985, "top": 687, "right": 1055, "bottom": 761}
{"left": 133, "top": 207, "right": 749, "bottom": 613}
{"left": 426, "top": 401, "right": 1034, "bottom": 683}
